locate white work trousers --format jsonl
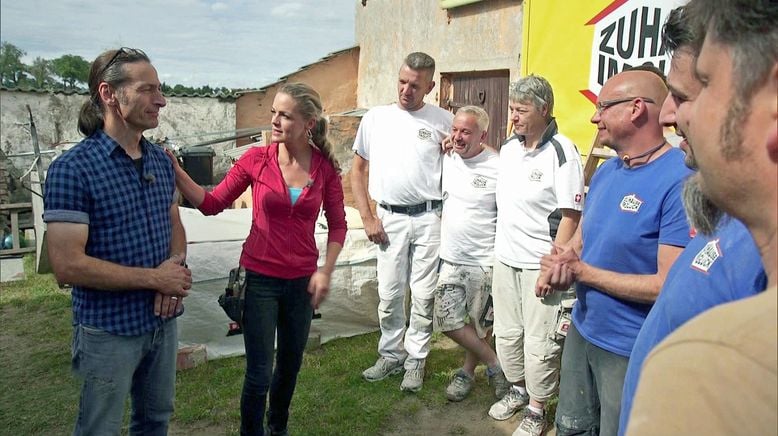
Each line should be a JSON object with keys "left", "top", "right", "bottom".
{"left": 492, "top": 261, "right": 565, "bottom": 402}
{"left": 375, "top": 207, "right": 440, "bottom": 369}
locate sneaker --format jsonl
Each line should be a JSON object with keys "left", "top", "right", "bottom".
{"left": 488, "top": 366, "right": 510, "bottom": 399}
{"left": 362, "top": 357, "right": 403, "bottom": 382}
{"left": 488, "top": 386, "right": 530, "bottom": 420}
{"left": 512, "top": 409, "right": 546, "bottom": 436}
{"left": 445, "top": 368, "right": 474, "bottom": 401}
{"left": 400, "top": 364, "right": 425, "bottom": 392}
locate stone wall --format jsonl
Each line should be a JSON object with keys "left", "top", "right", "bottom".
{"left": 0, "top": 89, "right": 237, "bottom": 182}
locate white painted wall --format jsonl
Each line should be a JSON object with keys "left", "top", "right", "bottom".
{"left": 355, "top": 0, "right": 523, "bottom": 107}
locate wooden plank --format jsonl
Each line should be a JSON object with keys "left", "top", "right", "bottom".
{"left": 0, "top": 202, "right": 32, "bottom": 211}
{"left": 0, "top": 246, "right": 36, "bottom": 256}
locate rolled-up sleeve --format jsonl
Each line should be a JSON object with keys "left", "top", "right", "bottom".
{"left": 322, "top": 165, "right": 347, "bottom": 245}
{"left": 43, "top": 159, "right": 90, "bottom": 224}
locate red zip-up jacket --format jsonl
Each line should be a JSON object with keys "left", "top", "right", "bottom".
{"left": 198, "top": 143, "right": 347, "bottom": 279}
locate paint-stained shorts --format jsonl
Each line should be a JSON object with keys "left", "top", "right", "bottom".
{"left": 433, "top": 261, "right": 493, "bottom": 338}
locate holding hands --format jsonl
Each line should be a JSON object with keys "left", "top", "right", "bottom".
{"left": 154, "top": 253, "right": 192, "bottom": 318}
{"left": 536, "top": 244, "right": 580, "bottom": 297}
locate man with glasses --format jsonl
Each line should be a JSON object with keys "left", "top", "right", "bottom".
{"left": 44, "top": 48, "right": 191, "bottom": 435}
{"left": 539, "top": 68, "right": 692, "bottom": 436}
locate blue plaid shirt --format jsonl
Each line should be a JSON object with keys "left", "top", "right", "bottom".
{"left": 44, "top": 130, "right": 176, "bottom": 336}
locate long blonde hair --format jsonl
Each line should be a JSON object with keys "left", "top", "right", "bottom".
{"left": 277, "top": 82, "right": 341, "bottom": 173}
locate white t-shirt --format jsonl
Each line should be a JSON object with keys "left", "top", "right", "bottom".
{"left": 495, "top": 129, "right": 584, "bottom": 269}
{"left": 440, "top": 148, "right": 499, "bottom": 267}
{"left": 353, "top": 103, "right": 453, "bottom": 205}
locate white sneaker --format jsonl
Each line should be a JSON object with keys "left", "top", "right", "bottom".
{"left": 362, "top": 357, "right": 403, "bottom": 382}
{"left": 400, "top": 361, "right": 425, "bottom": 392}
{"left": 512, "top": 408, "right": 546, "bottom": 436}
{"left": 488, "top": 386, "right": 530, "bottom": 420}
{"left": 445, "top": 368, "right": 474, "bottom": 401}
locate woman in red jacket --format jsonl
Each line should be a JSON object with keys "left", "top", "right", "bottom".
{"left": 171, "top": 82, "right": 346, "bottom": 436}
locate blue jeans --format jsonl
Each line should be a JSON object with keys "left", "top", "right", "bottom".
{"left": 555, "top": 322, "right": 628, "bottom": 436}
{"left": 71, "top": 320, "right": 177, "bottom": 436}
{"left": 241, "top": 271, "right": 312, "bottom": 436}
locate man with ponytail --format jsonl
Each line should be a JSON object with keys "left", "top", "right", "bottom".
{"left": 43, "top": 48, "right": 191, "bottom": 435}
{"left": 353, "top": 52, "right": 453, "bottom": 393}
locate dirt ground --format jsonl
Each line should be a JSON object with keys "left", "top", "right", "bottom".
{"left": 380, "top": 336, "right": 557, "bottom": 436}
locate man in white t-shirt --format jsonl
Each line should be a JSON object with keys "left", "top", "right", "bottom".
{"left": 490, "top": 75, "right": 584, "bottom": 436}
{"left": 352, "top": 52, "right": 454, "bottom": 392}
{"left": 434, "top": 105, "right": 508, "bottom": 402}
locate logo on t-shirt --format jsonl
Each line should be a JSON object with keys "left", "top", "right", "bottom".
{"left": 471, "top": 175, "right": 488, "bottom": 188}
{"left": 619, "top": 194, "right": 643, "bottom": 213}
{"left": 417, "top": 128, "right": 432, "bottom": 140}
{"left": 529, "top": 169, "right": 543, "bottom": 182}
{"left": 575, "top": 193, "right": 582, "bottom": 204}
{"left": 691, "top": 238, "right": 722, "bottom": 273}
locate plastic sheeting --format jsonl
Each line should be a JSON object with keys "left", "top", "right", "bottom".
{"left": 178, "top": 207, "right": 380, "bottom": 359}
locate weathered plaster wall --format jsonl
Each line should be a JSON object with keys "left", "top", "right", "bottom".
{"left": 355, "top": 0, "right": 522, "bottom": 107}
{"left": 235, "top": 47, "right": 360, "bottom": 147}
{"left": 1, "top": 90, "right": 236, "bottom": 181}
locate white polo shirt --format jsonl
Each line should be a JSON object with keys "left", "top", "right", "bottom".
{"left": 495, "top": 120, "right": 584, "bottom": 269}
{"left": 353, "top": 103, "right": 453, "bottom": 205}
{"left": 440, "top": 148, "right": 499, "bottom": 267}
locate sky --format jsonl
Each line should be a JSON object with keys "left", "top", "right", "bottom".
{"left": 0, "top": 0, "right": 356, "bottom": 89}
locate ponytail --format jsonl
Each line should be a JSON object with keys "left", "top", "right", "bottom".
{"left": 78, "top": 98, "right": 104, "bottom": 137}
{"left": 311, "top": 117, "right": 341, "bottom": 174}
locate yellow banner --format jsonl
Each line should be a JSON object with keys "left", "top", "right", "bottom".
{"left": 521, "top": 0, "right": 684, "bottom": 155}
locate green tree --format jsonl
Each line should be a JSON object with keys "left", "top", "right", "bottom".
{"left": 26, "top": 57, "right": 53, "bottom": 88}
{"left": 51, "top": 54, "right": 89, "bottom": 90}
{"left": 0, "top": 41, "right": 26, "bottom": 87}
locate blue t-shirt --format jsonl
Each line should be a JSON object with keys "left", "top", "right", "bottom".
{"left": 617, "top": 217, "right": 766, "bottom": 434}
{"left": 573, "top": 148, "right": 693, "bottom": 356}
{"left": 43, "top": 130, "right": 176, "bottom": 336}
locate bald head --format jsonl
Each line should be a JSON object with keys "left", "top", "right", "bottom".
{"left": 593, "top": 69, "right": 670, "bottom": 158}
{"left": 605, "top": 70, "right": 669, "bottom": 109}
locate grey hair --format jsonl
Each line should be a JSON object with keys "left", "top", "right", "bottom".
{"left": 277, "top": 82, "right": 340, "bottom": 173}
{"left": 78, "top": 48, "right": 151, "bottom": 137}
{"left": 456, "top": 105, "right": 490, "bottom": 131}
{"left": 509, "top": 74, "right": 555, "bottom": 119}
{"left": 403, "top": 52, "right": 436, "bottom": 75}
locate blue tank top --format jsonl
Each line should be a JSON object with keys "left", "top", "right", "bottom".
{"left": 289, "top": 187, "right": 302, "bottom": 205}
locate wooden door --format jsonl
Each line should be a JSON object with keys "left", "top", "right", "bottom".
{"left": 442, "top": 70, "right": 510, "bottom": 149}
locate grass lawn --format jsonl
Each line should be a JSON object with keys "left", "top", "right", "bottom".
{"left": 2, "top": 255, "right": 521, "bottom": 435}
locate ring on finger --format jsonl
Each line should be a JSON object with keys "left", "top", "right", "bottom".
{"left": 171, "top": 296, "right": 179, "bottom": 300}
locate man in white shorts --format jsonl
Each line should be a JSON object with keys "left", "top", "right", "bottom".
{"left": 352, "top": 52, "right": 454, "bottom": 392}
{"left": 434, "top": 105, "right": 509, "bottom": 402}
{"left": 491, "top": 75, "right": 584, "bottom": 436}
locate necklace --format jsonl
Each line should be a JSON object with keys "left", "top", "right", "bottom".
{"left": 622, "top": 140, "right": 666, "bottom": 167}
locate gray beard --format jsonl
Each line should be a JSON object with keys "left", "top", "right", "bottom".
{"left": 682, "top": 176, "right": 727, "bottom": 236}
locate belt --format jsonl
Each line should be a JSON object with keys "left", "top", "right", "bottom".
{"left": 379, "top": 200, "right": 442, "bottom": 215}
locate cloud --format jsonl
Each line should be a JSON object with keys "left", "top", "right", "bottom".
{"left": 0, "top": 0, "right": 355, "bottom": 89}
{"left": 211, "top": 2, "right": 229, "bottom": 12}
{"left": 270, "top": 3, "right": 303, "bottom": 18}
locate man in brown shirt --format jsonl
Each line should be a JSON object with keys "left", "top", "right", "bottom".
{"left": 627, "top": 1, "right": 778, "bottom": 434}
